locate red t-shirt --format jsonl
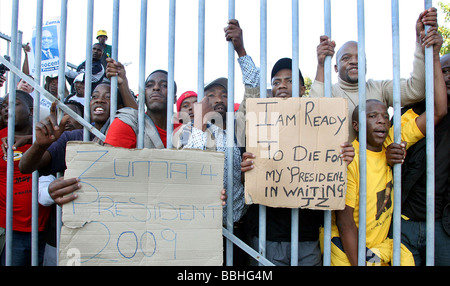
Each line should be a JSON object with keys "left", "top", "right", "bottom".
{"left": 104, "top": 118, "right": 181, "bottom": 148}
{"left": 0, "top": 128, "right": 51, "bottom": 232}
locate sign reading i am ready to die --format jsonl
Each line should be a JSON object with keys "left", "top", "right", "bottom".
{"left": 245, "top": 97, "right": 348, "bottom": 210}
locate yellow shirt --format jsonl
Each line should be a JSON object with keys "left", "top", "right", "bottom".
{"left": 332, "top": 109, "right": 424, "bottom": 248}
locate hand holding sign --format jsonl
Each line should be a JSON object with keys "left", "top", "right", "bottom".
{"left": 245, "top": 97, "right": 349, "bottom": 210}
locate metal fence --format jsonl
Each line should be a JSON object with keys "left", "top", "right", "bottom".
{"left": 0, "top": 0, "right": 439, "bottom": 266}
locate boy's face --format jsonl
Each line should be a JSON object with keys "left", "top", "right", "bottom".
{"left": 353, "top": 100, "right": 390, "bottom": 152}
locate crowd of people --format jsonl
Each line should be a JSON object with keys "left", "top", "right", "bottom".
{"left": 0, "top": 7, "right": 448, "bottom": 267}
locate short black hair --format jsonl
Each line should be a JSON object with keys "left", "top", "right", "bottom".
{"left": 93, "top": 42, "right": 104, "bottom": 50}
{"left": 64, "top": 100, "right": 84, "bottom": 117}
{"left": 352, "top": 99, "right": 386, "bottom": 122}
{"left": 145, "top": 70, "right": 177, "bottom": 95}
{"left": 96, "top": 79, "right": 124, "bottom": 107}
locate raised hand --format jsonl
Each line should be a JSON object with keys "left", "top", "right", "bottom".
{"left": 34, "top": 101, "right": 69, "bottom": 148}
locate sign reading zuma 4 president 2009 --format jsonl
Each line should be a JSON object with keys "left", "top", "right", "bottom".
{"left": 59, "top": 142, "right": 224, "bottom": 266}
{"left": 245, "top": 97, "right": 348, "bottom": 210}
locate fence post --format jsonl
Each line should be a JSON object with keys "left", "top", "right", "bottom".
{"left": 357, "top": 0, "right": 367, "bottom": 266}
{"left": 424, "top": 0, "right": 435, "bottom": 266}
{"left": 322, "top": 0, "right": 332, "bottom": 267}
{"left": 391, "top": 0, "right": 402, "bottom": 266}
{"left": 137, "top": 0, "right": 147, "bottom": 149}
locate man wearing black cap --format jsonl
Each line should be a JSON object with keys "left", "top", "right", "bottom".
{"left": 225, "top": 20, "right": 306, "bottom": 149}
{"left": 239, "top": 56, "right": 325, "bottom": 266}
{"left": 226, "top": 19, "right": 355, "bottom": 266}
{"left": 226, "top": 19, "right": 321, "bottom": 266}
{"left": 225, "top": 20, "right": 306, "bottom": 98}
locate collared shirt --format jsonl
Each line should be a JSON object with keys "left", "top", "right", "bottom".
{"left": 182, "top": 122, "right": 247, "bottom": 225}
{"left": 237, "top": 55, "right": 260, "bottom": 88}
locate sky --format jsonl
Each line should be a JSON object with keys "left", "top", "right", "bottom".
{"left": 0, "top": 0, "right": 448, "bottom": 104}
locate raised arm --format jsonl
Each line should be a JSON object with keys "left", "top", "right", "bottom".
{"left": 385, "top": 7, "right": 439, "bottom": 107}
{"left": 105, "top": 58, "right": 138, "bottom": 110}
{"left": 314, "top": 35, "right": 336, "bottom": 83}
{"left": 414, "top": 26, "right": 447, "bottom": 135}
{"left": 224, "top": 19, "right": 247, "bottom": 58}
{"left": 19, "top": 102, "right": 69, "bottom": 173}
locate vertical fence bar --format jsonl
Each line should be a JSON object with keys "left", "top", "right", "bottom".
{"left": 424, "top": 0, "right": 434, "bottom": 266}
{"left": 322, "top": 0, "right": 332, "bottom": 266}
{"left": 84, "top": 0, "right": 94, "bottom": 142}
{"left": 391, "top": 0, "right": 402, "bottom": 266}
{"left": 357, "top": 0, "right": 367, "bottom": 266}
{"left": 291, "top": 0, "right": 299, "bottom": 98}
{"left": 110, "top": 0, "right": 120, "bottom": 120}
{"left": 56, "top": 0, "right": 68, "bottom": 267}
{"left": 5, "top": 0, "right": 19, "bottom": 266}
{"left": 58, "top": 0, "right": 68, "bottom": 108}
{"left": 290, "top": 0, "right": 300, "bottom": 266}
{"left": 4, "top": 43, "right": 10, "bottom": 97}
{"left": 137, "top": 0, "right": 147, "bottom": 149}
{"left": 166, "top": 0, "right": 176, "bottom": 149}
{"left": 226, "top": 0, "right": 235, "bottom": 266}
{"left": 31, "top": 0, "right": 44, "bottom": 266}
{"left": 197, "top": 0, "right": 205, "bottom": 101}
{"left": 258, "top": 0, "right": 267, "bottom": 266}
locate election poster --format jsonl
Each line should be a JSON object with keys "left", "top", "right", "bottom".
{"left": 29, "top": 18, "right": 62, "bottom": 76}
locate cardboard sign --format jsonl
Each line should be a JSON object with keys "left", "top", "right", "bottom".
{"left": 59, "top": 142, "right": 224, "bottom": 266}
{"left": 245, "top": 97, "right": 348, "bottom": 210}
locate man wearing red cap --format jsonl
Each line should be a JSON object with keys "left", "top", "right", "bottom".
{"left": 176, "top": 90, "right": 197, "bottom": 124}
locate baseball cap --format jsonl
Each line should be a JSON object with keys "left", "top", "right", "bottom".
{"left": 74, "top": 73, "right": 85, "bottom": 83}
{"left": 204, "top": 77, "right": 228, "bottom": 92}
{"left": 97, "top": 30, "right": 108, "bottom": 39}
{"left": 176, "top": 90, "right": 197, "bottom": 112}
{"left": 271, "top": 57, "right": 304, "bottom": 85}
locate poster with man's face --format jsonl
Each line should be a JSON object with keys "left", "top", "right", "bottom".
{"left": 29, "top": 19, "right": 62, "bottom": 76}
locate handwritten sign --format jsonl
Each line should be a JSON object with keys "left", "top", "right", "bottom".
{"left": 59, "top": 142, "right": 224, "bottom": 266}
{"left": 245, "top": 97, "right": 348, "bottom": 210}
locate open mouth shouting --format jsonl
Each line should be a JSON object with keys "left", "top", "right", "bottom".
{"left": 372, "top": 127, "right": 388, "bottom": 140}
{"left": 93, "top": 106, "right": 105, "bottom": 115}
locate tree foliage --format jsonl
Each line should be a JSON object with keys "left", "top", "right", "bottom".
{"left": 439, "top": 1, "right": 450, "bottom": 55}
